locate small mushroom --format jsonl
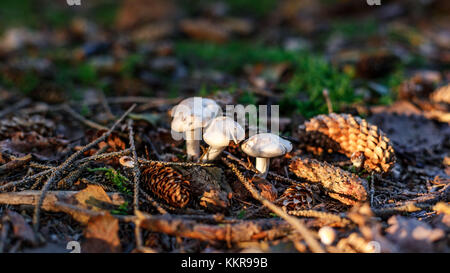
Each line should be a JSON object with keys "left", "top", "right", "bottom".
{"left": 318, "top": 226, "right": 336, "bottom": 246}
{"left": 119, "top": 156, "right": 134, "bottom": 168}
{"left": 202, "top": 116, "right": 245, "bottom": 162}
{"left": 241, "top": 133, "right": 292, "bottom": 178}
{"left": 171, "top": 97, "right": 221, "bottom": 160}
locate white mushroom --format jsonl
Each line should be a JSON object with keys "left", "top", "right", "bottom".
{"left": 202, "top": 116, "right": 245, "bottom": 162}
{"left": 119, "top": 156, "right": 134, "bottom": 168}
{"left": 241, "top": 133, "right": 292, "bottom": 178}
{"left": 318, "top": 226, "right": 336, "bottom": 246}
{"left": 171, "top": 97, "right": 221, "bottom": 160}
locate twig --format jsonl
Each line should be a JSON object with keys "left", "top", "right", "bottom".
{"left": 77, "top": 149, "right": 131, "bottom": 165}
{"left": 288, "top": 210, "right": 352, "bottom": 226}
{"left": 97, "top": 90, "right": 115, "bottom": 120}
{"left": 62, "top": 104, "right": 108, "bottom": 131}
{"left": 221, "top": 158, "right": 324, "bottom": 253}
{"left": 139, "top": 189, "right": 168, "bottom": 214}
{"left": 380, "top": 183, "right": 449, "bottom": 209}
{"left": 138, "top": 158, "right": 215, "bottom": 167}
{"left": 127, "top": 119, "right": 144, "bottom": 249}
{"left": 0, "top": 190, "right": 125, "bottom": 210}
{"left": 29, "top": 162, "right": 54, "bottom": 170}
{"left": 32, "top": 104, "right": 136, "bottom": 230}
{"left": 143, "top": 135, "right": 162, "bottom": 160}
{"left": 0, "top": 154, "right": 32, "bottom": 175}
{"left": 136, "top": 211, "right": 293, "bottom": 243}
{"left": 1, "top": 149, "right": 126, "bottom": 191}
{"left": 224, "top": 151, "right": 304, "bottom": 185}
{"left": 370, "top": 175, "right": 375, "bottom": 207}
{"left": 322, "top": 89, "right": 333, "bottom": 114}
{"left": 0, "top": 98, "right": 31, "bottom": 118}
{"left": 0, "top": 169, "right": 53, "bottom": 191}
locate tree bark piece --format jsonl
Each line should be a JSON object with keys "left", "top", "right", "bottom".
{"left": 136, "top": 211, "right": 291, "bottom": 243}
{"left": 289, "top": 157, "right": 368, "bottom": 205}
{"left": 0, "top": 190, "right": 125, "bottom": 212}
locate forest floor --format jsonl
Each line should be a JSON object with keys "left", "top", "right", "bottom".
{"left": 0, "top": 0, "right": 448, "bottom": 253}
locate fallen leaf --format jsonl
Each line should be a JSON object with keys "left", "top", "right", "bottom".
{"left": 180, "top": 19, "right": 229, "bottom": 43}
{"left": 116, "top": 0, "right": 177, "bottom": 30}
{"left": 0, "top": 131, "right": 69, "bottom": 161}
{"left": 6, "top": 209, "right": 37, "bottom": 245}
{"left": 83, "top": 213, "right": 121, "bottom": 253}
{"left": 68, "top": 185, "right": 115, "bottom": 224}
{"left": 386, "top": 216, "right": 445, "bottom": 252}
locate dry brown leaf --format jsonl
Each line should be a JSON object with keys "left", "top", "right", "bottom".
{"left": 180, "top": 19, "right": 229, "bottom": 43}
{"left": 6, "top": 209, "right": 37, "bottom": 245}
{"left": 83, "top": 213, "right": 121, "bottom": 253}
{"left": 116, "top": 0, "right": 177, "bottom": 30}
{"left": 0, "top": 131, "right": 69, "bottom": 161}
{"left": 250, "top": 176, "right": 278, "bottom": 202}
{"left": 386, "top": 216, "right": 445, "bottom": 252}
{"left": 69, "top": 185, "right": 114, "bottom": 224}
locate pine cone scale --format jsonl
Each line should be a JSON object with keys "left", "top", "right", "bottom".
{"left": 141, "top": 163, "right": 191, "bottom": 208}
{"left": 298, "top": 113, "right": 396, "bottom": 173}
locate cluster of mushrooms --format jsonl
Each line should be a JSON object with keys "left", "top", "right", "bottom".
{"left": 171, "top": 97, "right": 293, "bottom": 178}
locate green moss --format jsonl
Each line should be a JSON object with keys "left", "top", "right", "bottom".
{"left": 0, "top": 0, "right": 119, "bottom": 33}
{"left": 88, "top": 167, "right": 132, "bottom": 196}
{"left": 227, "top": 0, "right": 278, "bottom": 17}
{"left": 89, "top": 2, "right": 119, "bottom": 27}
{"left": 238, "top": 90, "right": 258, "bottom": 105}
{"left": 111, "top": 201, "right": 131, "bottom": 215}
{"left": 0, "top": 70, "right": 40, "bottom": 95}
{"left": 176, "top": 41, "right": 357, "bottom": 118}
{"left": 76, "top": 63, "right": 98, "bottom": 85}
{"left": 176, "top": 41, "right": 297, "bottom": 73}
{"left": 0, "top": 0, "right": 39, "bottom": 32}
{"left": 120, "top": 53, "right": 144, "bottom": 78}
{"left": 376, "top": 65, "right": 405, "bottom": 105}
{"left": 330, "top": 18, "right": 378, "bottom": 39}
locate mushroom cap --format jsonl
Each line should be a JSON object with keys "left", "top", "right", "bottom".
{"left": 241, "top": 133, "right": 292, "bottom": 158}
{"left": 203, "top": 116, "right": 245, "bottom": 147}
{"left": 171, "top": 97, "right": 221, "bottom": 132}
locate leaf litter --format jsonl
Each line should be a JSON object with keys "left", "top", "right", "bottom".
{"left": 0, "top": 0, "right": 449, "bottom": 253}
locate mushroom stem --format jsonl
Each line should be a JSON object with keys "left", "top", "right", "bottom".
{"left": 185, "top": 130, "right": 200, "bottom": 160}
{"left": 255, "top": 157, "right": 270, "bottom": 178}
{"left": 202, "top": 146, "right": 226, "bottom": 162}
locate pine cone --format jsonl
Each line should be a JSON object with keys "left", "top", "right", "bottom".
{"left": 430, "top": 84, "right": 450, "bottom": 105}
{"left": 0, "top": 115, "right": 55, "bottom": 140}
{"left": 141, "top": 163, "right": 191, "bottom": 208}
{"left": 298, "top": 113, "right": 395, "bottom": 173}
{"left": 289, "top": 157, "right": 368, "bottom": 205}
{"left": 249, "top": 175, "right": 278, "bottom": 202}
{"left": 278, "top": 184, "right": 314, "bottom": 211}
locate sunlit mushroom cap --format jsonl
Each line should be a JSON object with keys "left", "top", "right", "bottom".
{"left": 203, "top": 116, "right": 245, "bottom": 147}
{"left": 171, "top": 97, "right": 221, "bottom": 132}
{"left": 241, "top": 133, "right": 292, "bottom": 158}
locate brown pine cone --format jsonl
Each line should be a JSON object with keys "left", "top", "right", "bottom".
{"left": 289, "top": 157, "right": 368, "bottom": 205}
{"left": 298, "top": 113, "right": 395, "bottom": 173}
{"left": 430, "top": 84, "right": 450, "bottom": 105}
{"left": 249, "top": 175, "right": 278, "bottom": 202}
{"left": 278, "top": 184, "right": 314, "bottom": 211}
{"left": 141, "top": 163, "right": 191, "bottom": 208}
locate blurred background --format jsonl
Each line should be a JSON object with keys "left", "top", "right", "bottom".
{"left": 0, "top": 0, "right": 448, "bottom": 117}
